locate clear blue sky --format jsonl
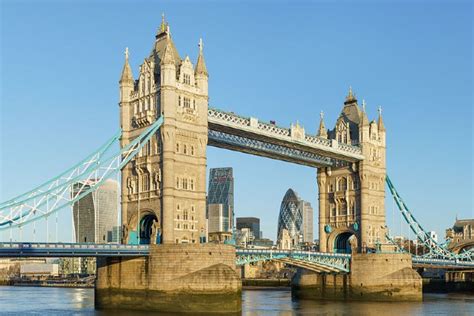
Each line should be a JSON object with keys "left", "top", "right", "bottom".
{"left": 1, "top": 0, "right": 472, "bottom": 243}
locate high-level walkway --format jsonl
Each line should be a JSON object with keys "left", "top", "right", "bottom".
{"left": 208, "top": 108, "right": 364, "bottom": 167}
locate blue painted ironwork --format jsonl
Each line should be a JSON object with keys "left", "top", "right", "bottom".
{"left": 0, "top": 242, "right": 472, "bottom": 270}
{"left": 0, "top": 117, "right": 164, "bottom": 230}
{"left": 235, "top": 249, "right": 351, "bottom": 273}
{"left": 386, "top": 176, "right": 473, "bottom": 262}
{"left": 208, "top": 129, "right": 332, "bottom": 167}
{"left": 0, "top": 242, "right": 149, "bottom": 257}
{"left": 0, "top": 131, "right": 120, "bottom": 209}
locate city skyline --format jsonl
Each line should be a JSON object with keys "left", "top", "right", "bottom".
{"left": 1, "top": 2, "right": 472, "bottom": 242}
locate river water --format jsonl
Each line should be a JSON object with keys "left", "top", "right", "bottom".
{"left": 0, "top": 286, "right": 473, "bottom": 315}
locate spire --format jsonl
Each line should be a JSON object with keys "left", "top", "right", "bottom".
{"left": 318, "top": 111, "right": 328, "bottom": 138}
{"left": 359, "top": 99, "right": 369, "bottom": 126}
{"left": 195, "top": 38, "right": 208, "bottom": 76}
{"left": 156, "top": 13, "right": 171, "bottom": 38}
{"left": 377, "top": 106, "right": 386, "bottom": 131}
{"left": 120, "top": 47, "right": 134, "bottom": 84}
{"left": 160, "top": 37, "right": 176, "bottom": 65}
{"left": 344, "top": 85, "right": 357, "bottom": 104}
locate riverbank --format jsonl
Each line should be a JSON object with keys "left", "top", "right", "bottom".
{"left": 0, "top": 279, "right": 94, "bottom": 288}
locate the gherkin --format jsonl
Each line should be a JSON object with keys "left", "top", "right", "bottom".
{"left": 277, "top": 189, "right": 303, "bottom": 242}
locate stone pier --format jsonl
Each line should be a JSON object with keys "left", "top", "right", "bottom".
{"left": 95, "top": 244, "right": 241, "bottom": 313}
{"left": 292, "top": 253, "right": 422, "bottom": 301}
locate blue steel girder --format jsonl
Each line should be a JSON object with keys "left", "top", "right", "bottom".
{"left": 207, "top": 108, "right": 364, "bottom": 164}
{"left": 235, "top": 249, "right": 351, "bottom": 273}
{"left": 0, "top": 116, "right": 164, "bottom": 230}
{"left": 0, "top": 242, "right": 149, "bottom": 257}
{"left": 386, "top": 176, "right": 474, "bottom": 262}
{"left": 208, "top": 130, "right": 333, "bottom": 168}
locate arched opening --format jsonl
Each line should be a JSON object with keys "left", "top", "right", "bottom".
{"left": 334, "top": 232, "right": 355, "bottom": 254}
{"left": 139, "top": 213, "right": 159, "bottom": 245}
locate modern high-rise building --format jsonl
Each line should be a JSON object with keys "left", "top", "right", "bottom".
{"left": 277, "top": 189, "right": 314, "bottom": 248}
{"left": 207, "top": 168, "right": 234, "bottom": 232}
{"left": 236, "top": 217, "right": 260, "bottom": 239}
{"left": 277, "top": 189, "right": 303, "bottom": 248}
{"left": 300, "top": 201, "right": 314, "bottom": 243}
{"left": 208, "top": 204, "right": 225, "bottom": 233}
{"left": 72, "top": 179, "right": 119, "bottom": 243}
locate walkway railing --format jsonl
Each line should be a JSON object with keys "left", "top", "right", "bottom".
{"left": 208, "top": 108, "right": 363, "bottom": 162}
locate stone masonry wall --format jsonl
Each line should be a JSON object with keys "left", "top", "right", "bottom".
{"left": 95, "top": 244, "right": 241, "bottom": 313}
{"left": 292, "top": 253, "right": 422, "bottom": 301}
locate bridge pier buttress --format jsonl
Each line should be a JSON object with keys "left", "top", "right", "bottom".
{"left": 292, "top": 253, "right": 422, "bottom": 301}
{"left": 95, "top": 244, "right": 241, "bottom": 313}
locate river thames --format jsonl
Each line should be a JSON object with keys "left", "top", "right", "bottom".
{"left": 0, "top": 286, "right": 473, "bottom": 315}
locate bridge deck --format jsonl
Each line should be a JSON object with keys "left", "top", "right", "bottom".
{"left": 0, "top": 243, "right": 472, "bottom": 270}
{"left": 0, "top": 242, "right": 149, "bottom": 257}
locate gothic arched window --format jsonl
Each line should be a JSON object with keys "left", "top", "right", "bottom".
{"left": 338, "top": 178, "right": 347, "bottom": 191}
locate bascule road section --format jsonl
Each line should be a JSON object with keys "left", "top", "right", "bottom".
{"left": 207, "top": 108, "right": 364, "bottom": 167}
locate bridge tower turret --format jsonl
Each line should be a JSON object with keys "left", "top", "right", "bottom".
{"left": 119, "top": 47, "right": 134, "bottom": 143}
{"left": 119, "top": 16, "right": 208, "bottom": 245}
{"left": 317, "top": 88, "right": 387, "bottom": 253}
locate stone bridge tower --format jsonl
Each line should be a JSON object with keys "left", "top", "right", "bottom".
{"left": 317, "top": 88, "right": 386, "bottom": 253}
{"left": 119, "top": 17, "right": 209, "bottom": 244}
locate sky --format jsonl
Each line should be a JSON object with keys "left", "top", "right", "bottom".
{"left": 0, "top": 0, "right": 472, "bottom": 243}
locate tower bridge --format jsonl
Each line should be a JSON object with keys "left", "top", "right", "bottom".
{"left": 0, "top": 16, "right": 472, "bottom": 311}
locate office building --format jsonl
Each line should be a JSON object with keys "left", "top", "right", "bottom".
{"left": 277, "top": 189, "right": 303, "bottom": 248}
{"left": 300, "top": 200, "right": 314, "bottom": 243}
{"left": 72, "top": 179, "right": 119, "bottom": 243}
{"left": 236, "top": 217, "right": 260, "bottom": 239}
{"left": 207, "top": 168, "right": 234, "bottom": 232}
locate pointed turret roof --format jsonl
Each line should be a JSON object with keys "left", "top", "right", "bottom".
{"left": 195, "top": 38, "right": 208, "bottom": 76}
{"left": 318, "top": 111, "right": 327, "bottom": 138}
{"left": 151, "top": 14, "right": 181, "bottom": 67}
{"left": 120, "top": 47, "right": 134, "bottom": 84}
{"left": 160, "top": 39, "right": 176, "bottom": 65}
{"left": 377, "top": 106, "right": 386, "bottom": 131}
{"left": 359, "top": 99, "right": 369, "bottom": 127}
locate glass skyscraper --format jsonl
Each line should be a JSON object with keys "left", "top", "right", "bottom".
{"left": 207, "top": 168, "right": 234, "bottom": 232}
{"left": 277, "top": 189, "right": 303, "bottom": 243}
{"left": 72, "top": 179, "right": 119, "bottom": 243}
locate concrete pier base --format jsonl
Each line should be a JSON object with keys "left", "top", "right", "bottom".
{"left": 95, "top": 244, "right": 241, "bottom": 313}
{"left": 292, "top": 253, "right": 422, "bottom": 301}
